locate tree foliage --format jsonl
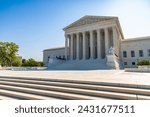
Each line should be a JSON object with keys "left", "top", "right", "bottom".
{"left": 0, "top": 42, "right": 19, "bottom": 66}
{"left": 22, "top": 58, "right": 44, "bottom": 67}
{"left": 12, "top": 57, "right": 22, "bottom": 67}
{"left": 0, "top": 42, "right": 44, "bottom": 67}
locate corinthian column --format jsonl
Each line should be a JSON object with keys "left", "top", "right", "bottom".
{"left": 97, "top": 29, "right": 101, "bottom": 59}
{"left": 104, "top": 28, "right": 109, "bottom": 56}
{"left": 90, "top": 30, "right": 94, "bottom": 59}
{"left": 65, "top": 34, "right": 68, "bottom": 60}
{"left": 112, "top": 26, "right": 119, "bottom": 56}
{"left": 70, "top": 34, "right": 73, "bottom": 60}
{"left": 76, "top": 33, "right": 80, "bottom": 60}
{"left": 112, "top": 26, "right": 117, "bottom": 48}
{"left": 83, "top": 32, "right": 86, "bottom": 60}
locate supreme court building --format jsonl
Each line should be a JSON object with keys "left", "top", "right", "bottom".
{"left": 43, "top": 16, "right": 150, "bottom": 70}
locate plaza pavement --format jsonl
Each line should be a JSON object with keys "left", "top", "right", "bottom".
{"left": 0, "top": 70, "right": 150, "bottom": 88}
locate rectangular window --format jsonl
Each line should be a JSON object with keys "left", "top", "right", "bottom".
{"left": 148, "top": 49, "right": 150, "bottom": 57}
{"left": 124, "top": 62, "right": 127, "bottom": 65}
{"left": 131, "top": 50, "right": 135, "bottom": 57}
{"left": 132, "top": 62, "right": 135, "bottom": 65}
{"left": 123, "top": 51, "right": 127, "bottom": 58}
{"left": 139, "top": 50, "right": 144, "bottom": 57}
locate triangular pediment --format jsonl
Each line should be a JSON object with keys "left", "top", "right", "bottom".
{"left": 63, "top": 15, "right": 117, "bottom": 30}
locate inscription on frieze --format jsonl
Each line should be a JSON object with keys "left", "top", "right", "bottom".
{"left": 64, "top": 16, "right": 115, "bottom": 30}
{"left": 72, "top": 17, "right": 112, "bottom": 28}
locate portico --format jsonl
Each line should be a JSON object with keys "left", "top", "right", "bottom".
{"left": 62, "top": 15, "right": 123, "bottom": 69}
{"left": 65, "top": 27, "right": 117, "bottom": 61}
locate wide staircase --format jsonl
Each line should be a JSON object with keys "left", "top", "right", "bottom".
{"left": 48, "top": 59, "right": 112, "bottom": 70}
{"left": 0, "top": 76, "right": 150, "bottom": 100}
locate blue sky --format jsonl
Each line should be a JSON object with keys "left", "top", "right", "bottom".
{"left": 0, "top": 0, "right": 150, "bottom": 61}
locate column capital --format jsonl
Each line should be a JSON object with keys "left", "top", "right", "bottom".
{"left": 104, "top": 27, "right": 108, "bottom": 32}
{"left": 76, "top": 32, "right": 80, "bottom": 37}
{"left": 97, "top": 29, "right": 101, "bottom": 34}
{"left": 66, "top": 33, "right": 73, "bottom": 38}
{"left": 70, "top": 33, "right": 74, "bottom": 38}
{"left": 81, "top": 31, "right": 86, "bottom": 35}
{"left": 96, "top": 29, "right": 100, "bottom": 32}
{"left": 112, "top": 26, "right": 116, "bottom": 29}
{"left": 89, "top": 30, "right": 93, "bottom": 33}
{"left": 65, "top": 33, "right": 68, "bottom": 38}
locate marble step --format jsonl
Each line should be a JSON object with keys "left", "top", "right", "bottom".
{"left": 0, "top": 95, "right": 17, "bottom": 100}
{"left": 0, "top": 89, "right": 58, "bottom": 100}
{"left": 0, "top": 83, "right": 138, "bottom": 100}
{"left": 1, "top": 77, "right": 150, "bottom": 100}
{"left": 138, "top": 95, "right": 150, "bottom": 100}
{"left": 0, "top": 78, "right": 150, "bottom": 96}
{"left": 0, "top": 76, "right": 141, "bottom": 88}
{"left": 0, "top": 85, "right": 111, "bottom": 100}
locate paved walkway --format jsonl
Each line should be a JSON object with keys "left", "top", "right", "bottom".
{"left": 0, "top": 70, "right": 150, "bottom": 87}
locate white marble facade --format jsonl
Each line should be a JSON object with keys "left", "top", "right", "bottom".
{"left": 64, "top": 16, "right": 122, "bottom": 61}
{"left": 43, "top": 15, "right": 150, "bottom": 69}
{"left": 43, "top": 47, "right": 65, "bottom": 67}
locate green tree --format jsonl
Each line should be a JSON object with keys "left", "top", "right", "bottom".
{"left": 22, "top": 59, "right": 28, "bottom": 66}
{"left": 21, "top": 58, "right": 44, "bottom": 67}
{"left": 0, "top": 42, "right": 19, "bottom": 67}
{"left": 38, "top": 61, "right": 44, "bottom": 67}
{"left": 12, "top": 57, "right": 22, "bottom": 67}
{"left": 27, "top": 58, "right": 38, "bottom": 67}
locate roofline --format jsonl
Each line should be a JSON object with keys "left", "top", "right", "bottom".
{"left": 122, "top": 36, "right": 150, "bottom": 42}
{"left": 43, "top": 47, "right": 65, "bottom": 52}
{"left": 63, "top": 15, "right": 124, "bottom": 39}
{"left": 63, "top": 15, "right": 117, "bottom": 31}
